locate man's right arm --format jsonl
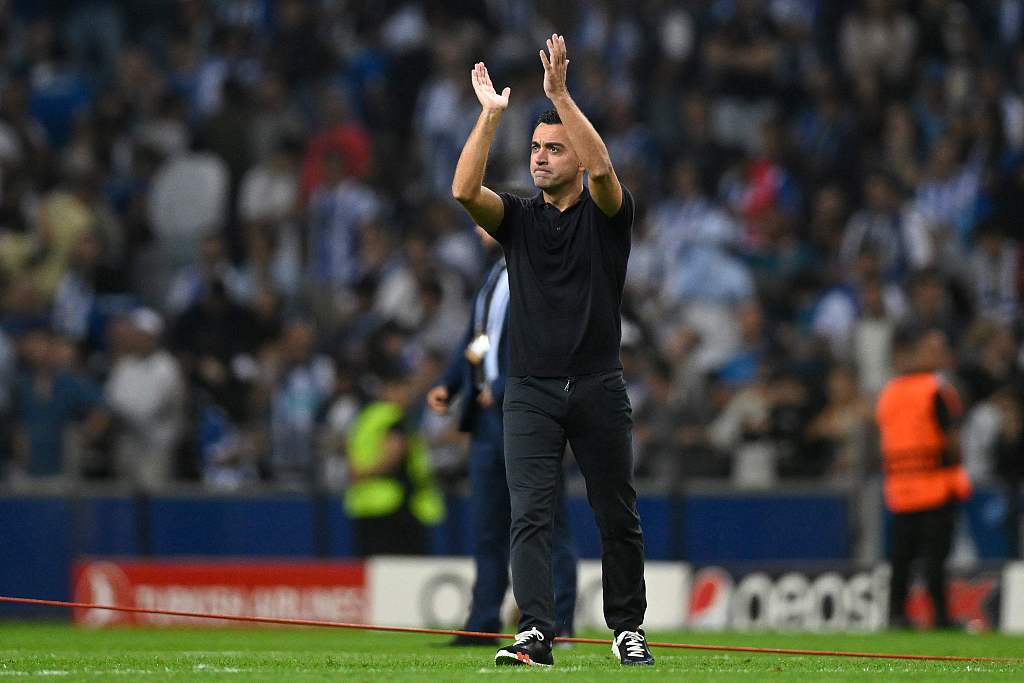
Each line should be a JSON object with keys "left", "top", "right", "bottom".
{"left": 452, "top": 62, "right": 509, "bottom": 234}
{"left": 440, "top": 319, "right": 473, "bottom": 396}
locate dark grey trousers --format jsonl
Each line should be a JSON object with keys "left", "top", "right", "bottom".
{"left": 503, "top": 370, "right": 646, "bottom": 638}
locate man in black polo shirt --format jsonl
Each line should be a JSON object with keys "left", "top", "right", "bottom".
{"left": 451, "top": 34, "right": 651, "bottom": 668}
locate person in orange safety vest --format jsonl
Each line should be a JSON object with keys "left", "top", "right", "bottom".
{"left": 876, "top": 324, "right": 972, "bottom": 629}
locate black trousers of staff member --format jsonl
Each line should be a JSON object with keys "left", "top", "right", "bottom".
{"left": 888, "top": 503, "right": 955, "bottom": 628}
{"left": 503, "top": 370, "right": 646, "bottom": 639}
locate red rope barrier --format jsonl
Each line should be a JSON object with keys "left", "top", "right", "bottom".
{"left": 0, "top": 595, "right": 1016, "bottom": 664}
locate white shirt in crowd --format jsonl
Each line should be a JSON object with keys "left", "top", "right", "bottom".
{"left": 307, "top": 178, "right": 380, "bottom": 287}
{"left": 149, "top": 151, "right": 230, "bottom": 242}
{"left": 238, "top": 162, "right": 299, "bottom": 226}
{"left": 105, "top": 349, "right": 186, "bottom": 491}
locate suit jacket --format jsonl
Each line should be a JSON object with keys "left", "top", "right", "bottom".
{"left": 439, "top": 265, "right": 509, "bottom": 434}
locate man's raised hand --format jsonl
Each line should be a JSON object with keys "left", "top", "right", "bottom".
{"left": 540, "top": 34, "right": 569, "bottom": 99}
{"left": 471, "top": 62, "right": 510, "bottom": 112}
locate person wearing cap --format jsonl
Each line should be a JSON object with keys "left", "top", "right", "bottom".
{"left": 105, "top": 308, "right": 186, "bottom": 491}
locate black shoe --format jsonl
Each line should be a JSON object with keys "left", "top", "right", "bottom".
{"left": 494, "top": 627, "right": 553, "bottom": 667}
{"left": 612, "top": 629, "right": 655, "bottom": 666}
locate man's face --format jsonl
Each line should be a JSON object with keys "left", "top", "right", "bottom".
{"left": 284, "top": 322, "right": 314, "bottom": 361}
{"left": 916, "top": 331, "right": 952, "bottom": 372}
{"left": 530, "top": 123, "right": 581, "bottom": 191}
{"left": 19, "top": 330, "right": 51, "bottom": 368}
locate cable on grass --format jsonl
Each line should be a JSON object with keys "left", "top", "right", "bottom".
{"left": 0, "top": 595, "right": 1016, "bottom": 664}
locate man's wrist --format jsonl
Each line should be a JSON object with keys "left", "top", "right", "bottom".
{"left": 480, "top": 107, "right": 505, "bottom": 121}
{"left": 546, "top": 91, "right": 572, "bottom": 106}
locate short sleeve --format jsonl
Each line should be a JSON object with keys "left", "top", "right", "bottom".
{"left": 608, "top": 185, "right": 635, "bottom": 232}
{"left": 493, "top": 192, "right": 526, "bottom": 245}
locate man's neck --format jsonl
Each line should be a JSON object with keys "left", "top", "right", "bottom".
{"left": 543, "top": 182, "right": 584, "bottom": 212}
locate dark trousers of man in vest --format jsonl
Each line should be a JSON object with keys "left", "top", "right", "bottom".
{"left": 465, "top": 407, "right": 577, "bottom": 635}
{"left": 503, "top": 370, "right": 646, "bottom": 638}
{"left": 888, "top": 503, "right": 955, "bottom": 627}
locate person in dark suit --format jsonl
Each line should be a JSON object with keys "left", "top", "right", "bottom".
{"left": 427, "top": 226, "right": 577, "bottom": 646}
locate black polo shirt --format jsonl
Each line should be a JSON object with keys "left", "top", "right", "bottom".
{"left": 493, "top": 184, "right": 634, "bottom": 377}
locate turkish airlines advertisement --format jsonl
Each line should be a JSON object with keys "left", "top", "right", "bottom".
{"left": 72, "top": 560, "right": 367, "bottom": 627}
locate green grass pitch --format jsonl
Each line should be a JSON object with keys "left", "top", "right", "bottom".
{"left": 0, "top": 623, "right": 1022, "bottom": 681}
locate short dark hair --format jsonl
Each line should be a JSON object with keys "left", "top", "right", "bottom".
{"left": 892, "top": 323, "right": 940, "bottom": 353}
{"left": 535, "top": 109, "right": 562, "bottom": 126}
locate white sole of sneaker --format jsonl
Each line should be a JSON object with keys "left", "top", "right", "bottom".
{"left": 494, "top": 651, "right": 552, "bottom": 667}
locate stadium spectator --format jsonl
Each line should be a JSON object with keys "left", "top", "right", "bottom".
{"left": 300, "top": 87, "right": 371, "bottom": 199}
{"left": 345, "top": 363, "right": 444, "bottom": 557}
{"left": 237, "top": 137, "right": 303, "bottom": 298}
{"left": 9, "top": 325, "right": 109, "bottom": 484}
{"left": 839, "top": 170, "right": 913, "bottom": 282}
{"left": 147, "top": 135, "right": 230, "bottom": 282}
{"left": 104, "top": 308, "right": 185, "bottom": 490}
{"left": 966, "top": 221, "right": 1019, "bottom": 324}
{"left": 877, "top": 325, "right": 972, "bottom": 628}
{"left": 852, "top": 276, "right": 899, "bottom": 396}
{"left": 709, "top": 364, "right": 776, "bottom": 489}
{"left": 839, "top": 0, "right": 918, "bottom": 87}
{"left": 805, "top": 365, "right": 873, "bottom": 481}
{"left": 164, "top": 234, "right": 244, "bottom": 314}
{"left": 51, "top": 228, "right": 130, "bottom": 354}
{"left": 263, "top": 317, "right": 335, "bottom": 484}
{"left": 991, "top": 387, "right": 1024, "bottom": 557}
{"left": 169, "top": 278, "right": 259, "bottom": 423}
{"left": 305, "top": 148, "right": 379, "bottom": 318}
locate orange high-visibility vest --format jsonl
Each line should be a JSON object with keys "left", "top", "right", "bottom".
{"left": 876, "top": 373, "right": 971, "bottom": 513}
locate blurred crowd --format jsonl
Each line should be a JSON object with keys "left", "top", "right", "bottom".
{"left": 0, "top": 0, "right": 1023, "bottom": 508}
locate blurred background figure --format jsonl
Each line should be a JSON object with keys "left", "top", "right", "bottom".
{"left": 8, "top": 325, "right": 108, "bottom": 487}
{"left": 877, "top": 325, "right": 972, "bottom": 629}
{"left": 105, "top": 308, "right": 185, "bottom": 491}
{"left": 345, "top": 363, "right": 444, "bottom": 557}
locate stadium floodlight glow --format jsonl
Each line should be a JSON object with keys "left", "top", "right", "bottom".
{"left": 0, "top": 595, "right": 1015, "bottom": 664}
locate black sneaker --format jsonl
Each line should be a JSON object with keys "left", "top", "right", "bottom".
{"left": 612, "top": 629, "right": 655, "bottom": 666}
{"left": 494, "top": 627, "right": 553, "bottom": 667}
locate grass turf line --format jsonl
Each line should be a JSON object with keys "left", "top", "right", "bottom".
{"left": 0, "top": 623, "right": 1021, "bottom": 681}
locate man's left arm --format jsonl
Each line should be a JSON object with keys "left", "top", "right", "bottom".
{"left": 934, "top": 382, "right": 963, "bottom": 464}
{"left": 540, "top": 34, "right": 623, "bottom": 217}
{"left": 935, "top": 382, "right": 972, "bottom": 500}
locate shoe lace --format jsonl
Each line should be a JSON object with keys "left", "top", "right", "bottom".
{"left": 618, "top": 631, "right": 646, "bottom": 658}
{"left": 513, "top": 627, "right": 545, "bottom": 646}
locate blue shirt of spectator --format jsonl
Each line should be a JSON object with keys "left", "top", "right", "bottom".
{"left": 13, "top": 369, "right": 104, "bottom": 476}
